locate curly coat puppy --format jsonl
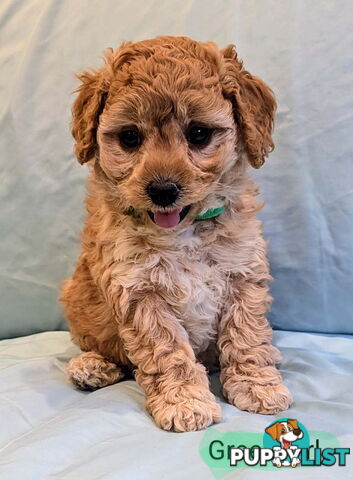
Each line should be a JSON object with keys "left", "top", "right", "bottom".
{"left": 61, "top": 36, "right": 292, "bottom": 432}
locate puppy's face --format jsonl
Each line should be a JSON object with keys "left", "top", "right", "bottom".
{"left": 265, "top": 420, "right": 303, "bottom": 448}
{"left": 97, "top": 50, "right": 236, "bottom": 229}
{"left": 72, "top": 37, "right": 276, "bottom": 230}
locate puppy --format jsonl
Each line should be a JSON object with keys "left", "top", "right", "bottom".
{"left": 265, "top": 420, "right": 303, "bottom": 450}
{"left": 265, "top": 420, "right": 303, "bottom": 467}
{"left": 61, "top": 36, "right": 292, "bottom": 432}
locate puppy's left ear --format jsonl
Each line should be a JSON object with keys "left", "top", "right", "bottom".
{"left": 287, "top": 419, "right": 300, "bottom": 430}
{"left": 221, "top": 44, "right": 276, "bottom": 168}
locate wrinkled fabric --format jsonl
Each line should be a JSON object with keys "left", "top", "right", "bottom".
{"left": 0, "top": 331, "right": 352, "bottom": 479}
{"left": 0, "top": 0, "right": 353, "bottom": 339}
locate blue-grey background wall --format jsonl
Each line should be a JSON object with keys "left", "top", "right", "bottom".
{"left": 0, "top": 0, "right": 352, "bottom": 338}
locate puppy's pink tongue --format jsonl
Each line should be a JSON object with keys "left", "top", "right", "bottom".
{"left": 154, "top": 208, "right": 181, "bottom": 228}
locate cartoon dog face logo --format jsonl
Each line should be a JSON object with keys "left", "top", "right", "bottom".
{"left": 265, "top": 419, "right": 303, "bottom": 449}
{"left": 265, "top": 419, "right": 304, "bottom": 467}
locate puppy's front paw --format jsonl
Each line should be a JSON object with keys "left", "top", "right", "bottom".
{"left": 146, "top": 384, "right": 222, "bottom": 432}
{"left": 223, "top": 379, "right": 292, "bottom": 414}
{"left": 67, "top": 352, "right": 125, "bottom": 390}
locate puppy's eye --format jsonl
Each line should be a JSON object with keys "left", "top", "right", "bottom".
{"left": 118, "top": 129, "right": 142, "bottom": 149}
{"left": 186, "top": 126, "right": 212, "bottom": 147}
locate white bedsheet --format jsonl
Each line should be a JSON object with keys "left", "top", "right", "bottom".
{"left": 1, "top": 0, "right": 353, "bottom": 339}
{"left": 0, "top": 331, "right": 352, "bottom": 479}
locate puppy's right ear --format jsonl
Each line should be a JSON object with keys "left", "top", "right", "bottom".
{"left": 265, "top": 422, "right": 280, "bottom": 440}
{"left": 71, "top": 65, "right": 110, "bottom": 164}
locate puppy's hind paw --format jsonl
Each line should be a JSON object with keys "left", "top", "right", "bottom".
{"left": 67, "top": 352, "right": 124, "bottom": 390}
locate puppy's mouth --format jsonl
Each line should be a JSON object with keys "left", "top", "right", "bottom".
{"left": 283, "top": 439, "right": 291, "bottom": 449}
{"left": 147, "top": 206, "right": 191, "bottom": 228}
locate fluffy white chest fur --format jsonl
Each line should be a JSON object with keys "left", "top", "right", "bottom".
{"left": 149, "top": 250, "right": 227, "bottom": 354}
{"left": 108, "top": 222, "right": 229, "bottom": 354}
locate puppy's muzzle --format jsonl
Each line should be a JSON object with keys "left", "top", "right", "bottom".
{"left": 146, "top": 180, "right": 181, "bottom": 207}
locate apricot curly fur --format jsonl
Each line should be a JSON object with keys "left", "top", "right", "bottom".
{"left": 61, "top": 36, "right": 291, "bottom": 432}
{"left": 67, "top": 352, "right": 125, "bottom": 390}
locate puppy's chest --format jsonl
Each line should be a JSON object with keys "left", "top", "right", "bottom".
{"left": 113, "top": 241, "right": 228, "bottom": 353}
{"left": 157, "top": 252, "right": 227, "bottom": 353}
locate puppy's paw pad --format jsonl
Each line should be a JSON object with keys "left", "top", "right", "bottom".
{"left": 67, "top": 352, "right": 124, "bottom": 390}
{"left": 224, "top": 381, "right": 292, "bottom": 415}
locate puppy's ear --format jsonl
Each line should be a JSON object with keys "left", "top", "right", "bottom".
{"left": 287, "top": 419, "right": 300, "bottom": 430}
{"left": 221, "top": 44, "right": 276, "bottom": 168}
{"left": 71, "top": 61, "right": 111, "bottom": 164}
{"left": 265, "top": 422, "right": 281, "bottom": 440}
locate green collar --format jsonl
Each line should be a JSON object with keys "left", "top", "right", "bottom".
{"left": 194, "top": 205, "right": 226, "bottom": 220}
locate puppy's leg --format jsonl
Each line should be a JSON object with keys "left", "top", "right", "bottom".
{"left": 67, "top": 352, "right": 125, "bottom": 390}
{"left": 218, "top": 279, "right": 292, "bottom": 414}
{"left": 119, "top": 294, "right": 222, "bottom": 432}
{"left": 61, "top": 257, "right": 130, "bottom": 386}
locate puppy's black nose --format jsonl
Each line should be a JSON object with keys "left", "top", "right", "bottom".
{"left": 146, "top": 180, "right": 181, "bottom": 207}
{"left": 293, "top": 429, "right": 301, "bottom": 436}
